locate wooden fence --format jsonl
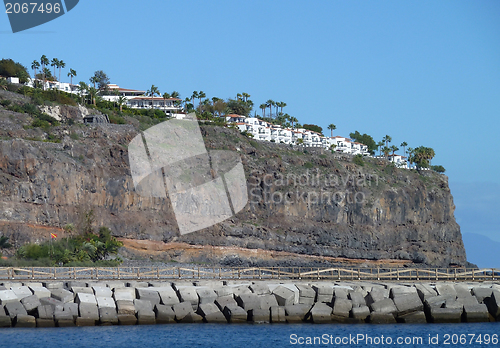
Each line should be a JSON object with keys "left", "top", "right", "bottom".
{"left": 0, "top": 267, "right": 498, "bottom": 282}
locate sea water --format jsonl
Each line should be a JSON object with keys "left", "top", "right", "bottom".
{"left": 1, "top": 323, "right": 499, "bottom": 348}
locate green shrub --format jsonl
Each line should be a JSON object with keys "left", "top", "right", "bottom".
{"left": 431, "top": 165, "right": 446, "bottom": 173}
{"left": 0, "top": 99, "right": 11, "bottom": 107}
{"left": 108, "top": 114, "right": 126, "bottom": 124}
{"left": 304, "top": 162, "right": 314, "bottom": 169}
{"left": 353, "top": 154, "right": 364, "bottom": 166}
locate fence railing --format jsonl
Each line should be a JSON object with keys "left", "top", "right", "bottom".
{"left": 0, "top": 267, "right": 498, "bottom": 282}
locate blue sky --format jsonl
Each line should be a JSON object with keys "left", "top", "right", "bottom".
{"left": 1, "top": 0, "right": 499, "bottom": 265}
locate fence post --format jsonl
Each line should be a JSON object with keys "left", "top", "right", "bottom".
{"left": 397, "top": 268, "right": 399, "bottom": 281}
{"left": 377, "top": 267, "right": 380, "bottom": 281}
{"left": 178, "top": 267, "right": 181, "bottom": 279}
{"left": 117, "top": 268, "right": 120, "bottom": 280}
{"left": 238, "top": 268, "right": 240, "bottom": 279}
{"left": 157, "top": 267, "right": 160, "bottom": 279}
{"left": 259, "top": 268, "right": 262, "bottom": 280}
{"left": 317, "top": 268, "right": 320, "bottom": 280}
{"left": 54, "top": 267, "right": 57, "bottom": 280}
{"left": 472, "top": 269, "right": 475, "bottom": 281}
{"left": 358, "top": 269, "right": 360, "bottom": 280}
{"left": 278, "top": 267, "right": 281, "bottom": 280}
{"left": 454, "top": 268, "right": 457, "bottom": 281}
{"left": 435, "top": 269, "right": 438, "bottom": 281}
{"left": 198, "top": 267, "right": 200, "bottom": 279}
{"left": 219, "top": 267, "right": 221, "bottom": 280}
{"left": 31, "top": 267, "right": 34, "bottom": 280}
{"left": 95, "top": 268, "right": 98, "bottom": 280}
{"left": 137, "top": 268, "right": 140, "bottom": 280}
{"left": 298, "top": 267, "right": 301, "bottom": 280}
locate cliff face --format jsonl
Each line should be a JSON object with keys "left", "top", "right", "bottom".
{"left": 0, "top": 94, "right": 466, "bottom": 267}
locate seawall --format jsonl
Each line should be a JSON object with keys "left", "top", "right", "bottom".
{"left": 0, "top": 279, "right": 499, "bottom": 327}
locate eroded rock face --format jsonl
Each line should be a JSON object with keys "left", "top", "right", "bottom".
{"left": 0, "top": 112, "right": 466, "bottom": 267}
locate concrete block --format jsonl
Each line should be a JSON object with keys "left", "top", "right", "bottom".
{"left": 23, "top": 282, "right": 43, "bottom": 287}
{"left": 415, "top": 283, "right": 437, "bottom": 301}
{"left": 193, "top": 280, "right": 224, "bottom": 288}
{"left": 117, "top": 314, "right": 137, "bottom": 325}
{"left": 54, "top": 310, "right": 74, "bottom": 325}
{"left": 37, "top": 305, "right": 54, "bottom": 319}
{"left": 213, "top": 286, "right": 233, "bottom": 298}
{"left": 0, "top": 290, "right": 19, "bottom": 305}
{"left": 280, "top": 284, "right": 300, "bottom": 304}
{"left": 369, "top": 312, "right": 396, "bottom": 324}
{"left": 11, "top": 286, "right": 32, "bottom": 299}
{"left": 473, "top": 287, "right": 493, "bottom": 303}
{"left": 113, "top": 288, "right": 135, "bottom": 302}
{"left": 365, "top": 288, "right": 388, "bottom": 305}
{"left": 137, "top": 310, "right": 156, "bottom": 325}
{"left": 179, "top": 312, "right": 203, "bottom": 323}
{"left": 260, "top": 294, "right": 279, "bottom": 309}
{"left": 127, "top": 281, "right": 149, "bottom": 288}
{"left": 435, "top": 283, "right": 457, "bottom": 298}
{"left": 177, "top": 287, "right": 198, "bottom": 310}
{"left": 5, "top": 301, "right": 27, "bottom": 318}
{"left": 72, "top": 287, "right": 93, "bottom": 295}
{"left": 99, "top": 307, "right": 118, "bottom": 325}
{"left": 157, "top": 287, "right": 179, "bottom": 306}
{"left": 397, "top": 311, "right": 427, "bottom": 323}
{"left": 249, "top": 308, "right": 270, "bottom": 323}
{"left": 285, "top": 304, "right": 312, "bottom": 322}
{"left": 116, "top": 300, "right": 135, "bottom": 315}
{"left": 134, "top": 299, "right": 153, "bottom": 312}
{"left": 36, "top": 318, "right": 55, "bottom": 327}
{"left": 390, "top": 286, "right": 417, "bottom": 299}
{"left": 486, "top": 290, "right": 500, "bottom": 318}
{"left": 223, "top": 305, "right": 247, "bottom": 323}
{"left": 43, "top": 282, "right": 64, "bottom": 290}
{"left": 370, "top": 298, "right": 397, "bottom": 315}
{"left": 464, "top": 304, "right": 489, "bottom": 322}
{"left": 424, "top": 295, "right": 448, "bottom": 310}
{"left": 75, "top": 318, "right": 96, "bottom": 327}
{"left": 273, "top": 285, "right": 295, "bottom": 306}
{"left": 172, "top": 302, "right": 193, "bottom": 321}
{"left": 196, "top": 288, "right": 217, "bottom": 304}
{"left": 66, "top": 281, "right": 86, "bottom": 289}
{"left": 333, "top": 288, "right": 349, "bottom": 300}
{"left": 29, "top": 286, "right": 51, "bottom": 298}
{"left": 310, "top": 302, "right": 332, "bottom": 323}
{"left": 40, "top": 297, "right": 64, "bottom": 311}
{"left": 312, "top": 284, "right": 333, "bottom": 303}
{"left": 14, "top": 314, "right": 36, "bottom": 328}
{"left": 454, "top": 284, "right": 472, "bottom": 298}
{"left": 93, "top": 286, "right": 113, "bottom": 298}
{"left": 51, "top": 288, "right": 73, "bottom": 303}
{"left": 250, "top": 283, "right": 270, "bottom": 295}
{"left": 136, "top": 288, "right": 161, "bottom": 306}
{"left": 296, "top": 284, "right": 315, "bottom": 299}
{"left": 231, "top": 285, "right": 252, "bottom": 297}
{"left": 75, "top": 293, "right": 97, "bottom": 305}
{"left": 78, "top": 303, "right": 99, "bottom": 321}
{"left": 298, "top": 297, "right": 315, "bottom": 305}
{"left": 348, "top": 292, "right": 366, "bottom": 307}
{"left": 393, "top": 293, "right": 423, "bottom": 316}
{"left": 236, "top": 293, "right": 261, "bottom": 311}
{"left": 350, "top": 306, "right": 370, "bottom": 320}
{"left": 271, "top": 306, "right": 286, "bottom": 323}
{"left": 64, "top": 303, "right": 79, "bottom": 319}
{"left": 332, "top": 298, "right": 352, "bottom": 318}
{"left": 456, "top": 295, "right": 479, "bottom": 306}
{"left": 445, "top": 300, "right": 464, "bottom": 310}
{"left": 430, "top": 307, "right": 462, "bottom": 323}
{"left": 154, "top": 304, "right": 175, "bottom": 324}
{"left": 106, "top": 281, "right": 126, "bottom": 290}
{"left": 215, "top": 296, "right": 238, "bottom": 311}
{"left": 96, "top": 297, "right": 116, "bottom": 309}
{"left": 21, "top": 295, "right": 41, "bottom": 313}
{"left": 198, "top": 303, "right": 226, "bottom": 323}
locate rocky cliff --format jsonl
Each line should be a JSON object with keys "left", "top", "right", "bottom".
{"left": 0, "top": 90, "right": 467, "bottom": 267}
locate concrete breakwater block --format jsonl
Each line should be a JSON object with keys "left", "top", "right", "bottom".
{"left": 179, "top": 312, "right": 203, "bottom": 323}
{"left": 5, "top": 301, "right": 27, "bottom": 318}
{"left": 223, "top": 305, "right": 247, "bottom": 323}
{"left": 134, "top": 299, "right": 153, "bottom": 313}
{"left": 369, "top": 312, "right": 396, "bottom": 324}
{"left": 310, "top": 302, "right": 332, "bottom": 323}
{"left": 37, "top": 305, "right": 54, "bottom": 319}
{"left": 296, "top": 284, "right": 315, "bottom": 301}
{"left": 156, "top": 287, "right": 180, "bottom": 306}
{"left": 348, "top": 292, "right": 366, "bottom": 307}
{"left": 66, "top": 281, "right": 86, "bottom": 289}
{"left": 36, "top": 318, "right": 55, "bottom": 327}
{"left": 463, "top": 304, "right": 489, "bottom": 322}
{"left": 333, "top": 288, "right": 349, "bottom": 300}
{"left": 93, "top": 286, "right": 112, "bottom": 298}
{"left": 11, "top": 286, "right": 33, "bottom": 300}
{"left": 454, "top": 284, "right": 472, "bottom": 298}
{"left": 486, "top": 290, "right": 500, "bottom": 319}
{"left": 76, "top": 293, "right": 97, "bottom": 305}
{"left": 96, "top": 297, "right": 116, "bottom": 309}
{"left": 393, "top": 293, "right": 423, "bottom": 316}
{"left": 117, "top": 314, "right": 137, "bottom": 326}
{"left": 106, "top": 281, "right": 126, "bottom": 290}
{"left": 196, "top": 288, "right": 217, "bottom": 304}
{"left": 430, "top": 307, "right": 462, "bottom": 323}
{"left": 365, "top": 288, "right": 388, "bottom": 306}
{"left": 136, "top": 288, "right": 160, "bottom": 306}
{"left": 332, "top": 298, "right": 352, "bottom": 318}
{"left": 435, "top": 284, "right": 457, "bottom": 298}
{"left": 154, "top": 304, "right": 175, "bottom": 324}
{"left": 43, "top": 282, "right": 64, "bottom": 290}
{"left": 249, "top": 308, "right": 270, "bottom": 323}
{"left": 54, "top": 310, "right": 74, "bottom": 326}
{"left": 350, "top": 306, "right": 370, "bottom": 320}
{"left": 63, "top": 303, "right": 79, "bottom": 320}
{"left": 273, "top": 286, "right": 295, "bottom": 307}
{"left": 99, "top": 308, "right": 118, "bottom": 325}
{"left": 415, "top": 283, "right": 437, "bottom": 301}
{"left": 312, "top": 284, "right": 333, "bottom": 304}
{"left": 213, "top": 286, "right": 233, "bottom": 298}
{"left": 176, "top": 287, "right": 198, "bottom": 310}
{"left": 14, "top": 314, "right": 36, "bottom": 328}
{"left": 215, "top": 296, "right": 238, "bottom": 311}
{"left": 113, "top": 288, "right": 135, "bottom": 302}
{"left": 285, "top": 304, "right": 312, "bottom": 322}
{"left": 138, "top": 310, "right": 156, "bottom": 325}
{"left": 280, "top": 284, "right": 300, "bottom": 304}
{"left": 72, "top": 287, "right": 93, "bottom": 295}
{"left": 390, "top": 286, "right": 417, "bottom": 299}
{"left": 78, "top": 303, "right": 99, "bottom": 322}
{"left": 173, "top": 302, "right": 194, "bottom": 321}
{"left": 0, "top": 290, "right": 19, "bottom": 305}
{"left": 271, "top": 306, "right": 286, "bottom": 323}
{"left": 194, "top": 280, "right": 224, "bottom": 288}
{"left": 250, "top": 283, "right": 270, "bottom": 295}
{"left": 75, "top": 317, "right": 96, "bottom": 327}
{"left": 116, "top": 301, "right": 135, "bottom": 315}
{"left": 236, "top": 293, "right": 260, "bottom": 311}
{"left": 397, "top": 311, "right": 427, "bottom": 324}
{"left": 370, "top": 298, "right": 397, "bottom": 315}
{"left": 21, "top": 295, "right": 41, "bottom": 313}
{"left": 51, "top": 289, "right": 73, "bottom": 303}
{"left": 472, "top": 287, "right": 493, "bottom": 303}
{"left": 198, "top": 303, "right": 226, "bottom": 323}
{"left": 127, "top": 281, "right": 148, "bottom": 288}
{"left": 230, "top": 285, "right": 252, "bottom": 297}
{"left": 260, "top": 294, "right": 279, "bottom": 309}
{"left": 29, "top": 286, "right": 51, "bottom": 298}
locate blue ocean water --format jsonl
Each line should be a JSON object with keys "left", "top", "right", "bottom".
{"left": 1, "top": 323, "right": 499, "bottom": 348}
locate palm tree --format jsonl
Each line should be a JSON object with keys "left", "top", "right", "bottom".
{"left": 170, "top": 91, "right": 180, "bottom": 99}
{"left": 191, "top": 91, "right": 199, "bottom": 108}
{"left": 31, "top": 60, "right": 40, "bottom": 85}
{"left": 407, "top": 147, "right": 414, "bottom": 167}
{"left": 277, "top": 101, "right": 286, "bottom": 114}
{"left": 77, "top": 81, "right": 88, "bottom": 104}
{"left": 50, "top": 58, "right": 59, "bottom": 80}
{"left": 40, "top": 55, "right": 49, "bottom": 90}
{"left": 236, "top": 93, "right": 242, "bottom": 101}
{"left": 327, "top": 124, "right": 336, "bottom": 137}
{"left": 67, "top": 69, "right": 77, "bottom": 86}
{"left": 242, "top": 92, "right": 250, "bottom": 102}
{"left": 57, "top": 60, "right": 65, "bottom": 85}
{"left": 198, "top": 91, "right": 206, "bottom": 109}
{"left": 162, "top": 92, "right": 171, "bottom": 110}
{"left": 266, "top": 99, "right": 274, "bottom": 119}
{"left": 147, "top": 85, "right": 160, "bottom": 109}
{"left": 390, "top": 145, "right": 399, "bottom": 157}
{"left": 259, "top": 103, "right": 266, "bottom": 118}
{"left": 89, "top": 76, "right": 98, "bottom": 88}
{"left": 376, "top": 141, "right": 384, "bottom": 156}
{"left": 400, "top": 141, "right": 408, "bottom": 157}
{"left": 117, "top": 96, "right": 127, "bottom": 112}
{"left": 382, "top": 146, "right": 391, "bottom": 159}
{"left": 88, "top": 86, "right": 98, "bottom": 106}
{"left": 382, "top": 135, "right": 392, "bottom": 148}
{"left": 426, "top": 147, "right": 435, "bottom": 166}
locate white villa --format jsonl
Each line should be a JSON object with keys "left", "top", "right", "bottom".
{"left": 226, "top": 114, "right": 370, "bottom": 155}
{"left": 388, "top": 154, "right": 408, "bottom": 168}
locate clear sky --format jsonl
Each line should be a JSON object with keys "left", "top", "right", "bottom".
{"left": 1, "top": 0, "right": 499, "bottom": 264}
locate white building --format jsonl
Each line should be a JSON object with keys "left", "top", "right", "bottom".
{"left": 388, "top": 154, "right": 408, "bottom": 168}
